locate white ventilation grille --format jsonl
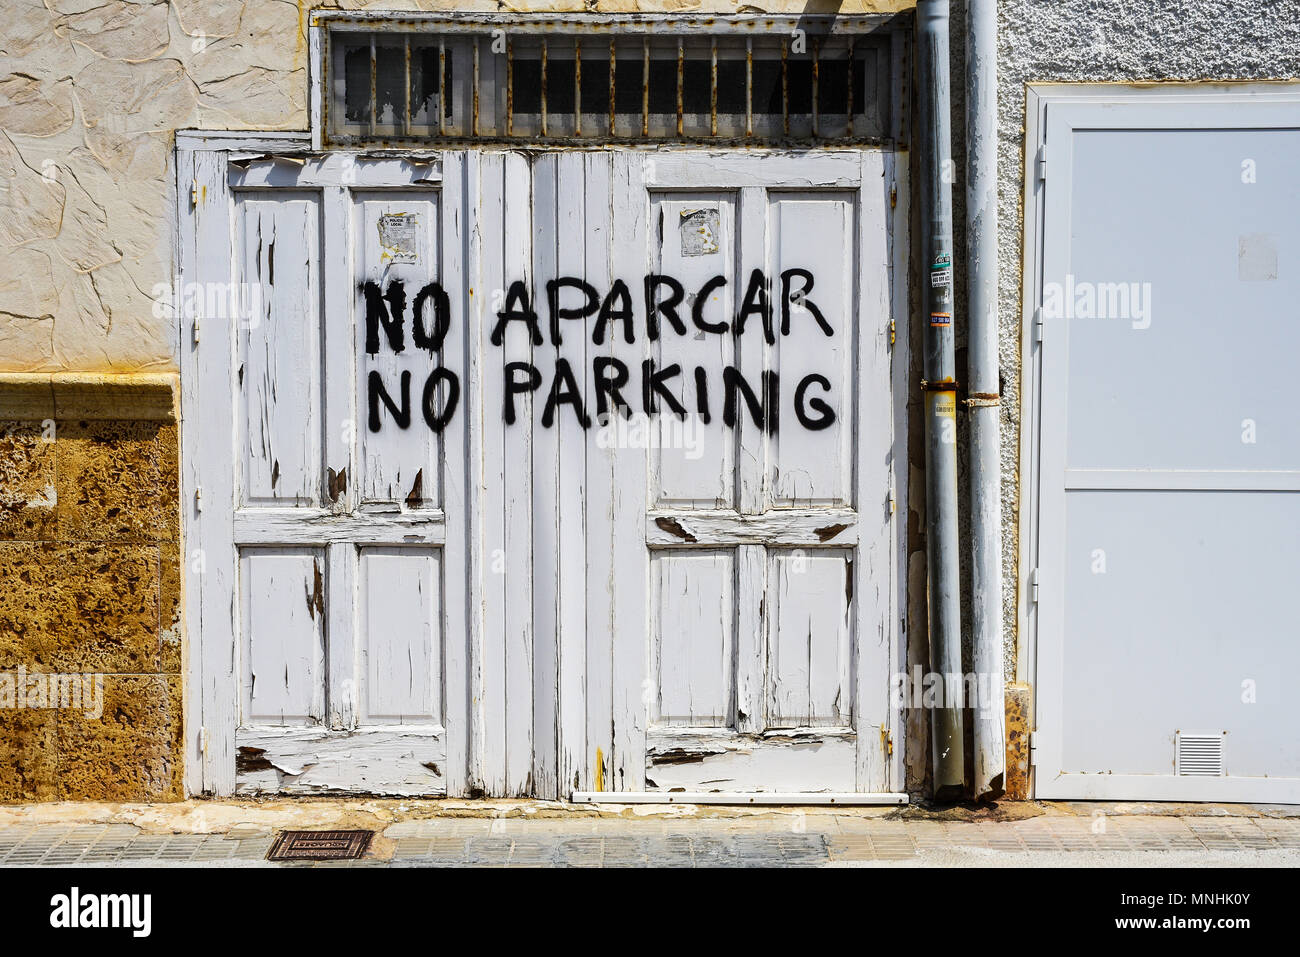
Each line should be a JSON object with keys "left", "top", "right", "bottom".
{"left": 1176, "top": 732, "right": 1225, "bottom": 776}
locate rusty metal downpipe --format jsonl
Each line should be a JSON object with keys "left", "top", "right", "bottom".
{"left": 917, "top": 0, "right": 966, "bottom": 801}
{"left": 965, "top": 0, "right": 1006, "bottom": 802}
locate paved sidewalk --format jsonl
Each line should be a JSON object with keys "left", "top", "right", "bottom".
{"left": 1, "top": 800, "right": 1298, "bottom": 867}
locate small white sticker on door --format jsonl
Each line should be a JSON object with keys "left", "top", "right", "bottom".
{"left": 378, "top": 213, "right": 419, "bottom": 264}
{"left": 679, "top": 208, "right": 720, "bottom": 256}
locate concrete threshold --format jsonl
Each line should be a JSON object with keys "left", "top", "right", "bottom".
{"left": 0, "top": 797, "right": 1296, "bottom": 834}
{"left": 1, "top": 799, "right": 1298, "bottom": 866}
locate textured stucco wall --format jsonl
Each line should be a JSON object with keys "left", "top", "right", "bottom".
{"left": 979, "top": 0, "right": 1300, "bottom": 678}
{"left": 0, "top": 0, "right": 914, "bottom": 373}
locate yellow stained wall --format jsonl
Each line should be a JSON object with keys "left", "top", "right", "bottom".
{"left": 0, "top": 375, "right": 182, "bottom": 801}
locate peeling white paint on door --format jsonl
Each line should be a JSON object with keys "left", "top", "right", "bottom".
{"left": 591, "top": 151, "right": 898, "bottom": 797}
{"left": 181, "top": 145, "right": 468, "bottom": 797}
{"left": 181, "top": 136, "right": 903, "bottom": 800}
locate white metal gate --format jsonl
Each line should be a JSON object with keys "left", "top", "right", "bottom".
{"left": 180, "top": 135, "right": 905, "bottom": 800}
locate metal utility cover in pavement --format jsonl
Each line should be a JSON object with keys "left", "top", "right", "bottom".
{"left": 267, "top": 830, "right": 374, "bottom": 861}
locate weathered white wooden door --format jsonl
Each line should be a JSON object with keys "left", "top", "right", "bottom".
{"left": 182, "top": 147, "right": 470, "bottom": 796}
{"left": 183, "top": 141, "right": 901, "bottom": 800}
{"left": 506, "top": 151, "right": 900, "bottom": 798}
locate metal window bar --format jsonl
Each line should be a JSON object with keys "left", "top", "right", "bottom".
{"left": 641, "top": 38, "right": 649, "bottom": 138}
{"left": 369, "top": 34, "right": 377, "bottom": 136}
{"left": 574, "top": 38, "right": 582, "bottom": 136}
{"left": 710, "top": 38, "right": 718, "bottom": 138}
{"left": 403, "top": 36, "right": 411, "bottom": 134}
{"left": 748, "top": 38, "right": 759, "bottom": 139}
{"left": 541, "top": 37, "right": 548, "bottom": 137}
{"left": 781, "top": 39, "right": 789, "bottom": 137}
{"left": 472, "top": 39, "right": 480, "bottom": 137}
{"left": 846, "top": 37, "right": 855, "bottom": 138}
{"left": 438, "top": 38, "right": 446, "bottom": 135}
{"left": 675, "top": 39, "right": 684, "bottom": 138}
{"left": 812, "top": 38, "right": 820, "bottom": 138}
{"left": 608, "top": 39, "right": 616, "bottom": 137}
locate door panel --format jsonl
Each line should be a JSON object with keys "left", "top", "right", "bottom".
{"left": 649, "top": 193, "right": 739, "bottom": 511}
{"left": 239, "top": 548, "right": 326, "bottom": 726}
{"left": 357, "top": 546, "right": 442, "bottom": 724}
{"left": 235, "top": 194, "right": 323, "bottom": 507}
{"left": 1034, "top": 97, "right": 1300, "bottom": 801}
{"left": 650, "top": 550, "right": 737, "bottom": 728}
{"left": 354, "top": 192, "right": 444, "bottom": 507}
{"left": 769, "top": 194, "right": 855, "bottom": 507}
{"left": 766, "top": 548, "right": 853, "bottom": 729}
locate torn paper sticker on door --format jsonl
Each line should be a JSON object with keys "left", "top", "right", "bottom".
{"left": 680, "top": 208, "right": 720, "bottom": 256}
{"left": 378, "top": 212, "right": 419, "bottom": 264}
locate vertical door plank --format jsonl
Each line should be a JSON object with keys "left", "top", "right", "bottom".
{"left": 582, "top": 152, "right": 615, "bottom": 793}
{"left": 734, "top": 186, "right": 770, "bottom": 737}
{"left": 439, "top": 152, "right": 470, "bottom": 795}
{"left": 888, "top": 156, "right": 911, "bottom": 790}
{"left": 530, "top": 153, "right": 560, "bottom": 799}
{"left": 322, "top": 186, "right": 357, "bottom": 733}
{"left": 554, "top": 152, "right": 589, "bottom": 797}
{"left": 473, "top": 151, "right": 508, "bottom": 795}
{"left": 177, "top": 142, "right": 203, "bottom": 796}
{"left": 609, "top": 151, "right": 650, "bottom": 792}
{"left": 854, "top": 149, "right": 896, "bottom": 792}
{"left": 191, "top": 148, "right": 238, "bottom": 795}
{"left": 501, "top": 152, "right": 536, "bottom": 796}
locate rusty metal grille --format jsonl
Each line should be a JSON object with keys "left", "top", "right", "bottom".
{"left": 267, "top": 829, "right": 375, "bottom": 861}
{"left": 318, "top": 15, "right": 905, "bottom": 147}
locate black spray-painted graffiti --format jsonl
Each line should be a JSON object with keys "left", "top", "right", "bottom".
{"left": 363, "top": 270, "right": 838, "bottom": 435}
{"left": 362, "top": 279, "right": 460, "bottom": 434}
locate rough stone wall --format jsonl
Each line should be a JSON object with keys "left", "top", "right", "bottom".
{"left": 0, "top": 376, "right": 182, "bottom": 801}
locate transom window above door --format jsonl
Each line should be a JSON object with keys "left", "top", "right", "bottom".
{"left": 314, "top": 14, "right": 907, "bottom": 147}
